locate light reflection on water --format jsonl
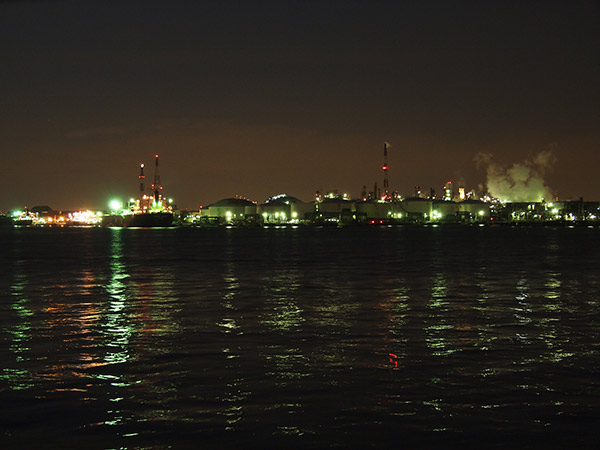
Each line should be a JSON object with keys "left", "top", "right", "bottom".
{"left": 218, "top": 238, "right": 249, "bottom": 432}
{"left": 104, "top": 228, "right": 131, "bottom": 367}
{"left": 3, "top": 271, "right": 34, "bottom": 390}
{"left": 259, "top": 236, "right": 310, "bottom": 437}
{"left": 0, "top": 226, "right": 599, "bottom": 448}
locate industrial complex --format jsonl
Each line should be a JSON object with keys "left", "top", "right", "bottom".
{"left": 3, "top": 145, "right": 599, "bottom": 228}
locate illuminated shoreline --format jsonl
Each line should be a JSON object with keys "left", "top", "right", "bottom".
{"left": 2, "top": 199, "right": 598, "bottom": 229}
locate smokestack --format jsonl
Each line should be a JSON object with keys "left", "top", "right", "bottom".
{"left": 382, "top": 142, "right": 390, "bottom": 200}
{"left": 152, "top": 154, "right": 162, "bottom": 202}
{"left": 443, "top": 181, "right": 453, "bottom": 201}
{"left": 138, "top": 163, "right": 145, "bottom": 197}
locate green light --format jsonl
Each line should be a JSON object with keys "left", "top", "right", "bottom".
{"left": 109, "top": 199, "right": 123, "bottom": 212}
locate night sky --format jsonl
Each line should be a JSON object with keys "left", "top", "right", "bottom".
{"left": 1, "top": 0, "right": 598, "bottom": 211}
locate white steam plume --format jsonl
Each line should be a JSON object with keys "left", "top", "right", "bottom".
{"left": 474, "top": 150, "right": 556, "bottom": 202}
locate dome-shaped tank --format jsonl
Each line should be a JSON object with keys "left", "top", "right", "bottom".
{"left": 207, "top": 197, "right": 257, "bottom": 222}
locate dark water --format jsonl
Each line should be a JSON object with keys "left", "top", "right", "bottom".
{"left": 1, "top": 225, "right": 600, "bottom": 449}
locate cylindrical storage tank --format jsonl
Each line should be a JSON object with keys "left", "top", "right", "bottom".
{"left": 318, "top": 199, "right": 355, "bottom": 214}
{"left": 207, "top": 197, "right": 257, "bottom": 222}
{"left": 431, "top": 200, "right": 459, "bottom": 221}
{"left": 401, "top": 198, "right": 432, "bottom": 221}
{"left": 355, "top": 201, "right": 379, "bottom": 219}
{"left": 259, "top": 194, "right": 304, "bottom": 223}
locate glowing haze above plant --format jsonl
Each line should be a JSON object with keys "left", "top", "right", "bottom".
{"left": 476, "top": 151, "right": 556, "bottom": 203}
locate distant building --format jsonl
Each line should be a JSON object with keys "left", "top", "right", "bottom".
{"left": 312, "top": 195, "right": 355, "bottom": 224}
{"left": 258, "top": 194, "right": 308, "bottom": 223}
{"left": 457, "top": 199, "right": 491, "bottom": 223}
{"left": 201, "top": 197, "right": 257, "bottom": 224}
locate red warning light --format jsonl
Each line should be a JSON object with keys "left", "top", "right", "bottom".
{"left": 382, "top": 165, "right": 388, "bottom": 170}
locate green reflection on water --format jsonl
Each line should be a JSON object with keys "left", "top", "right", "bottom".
{"left": 218, "top": 260, "right": 241, "bottom": 335}
{"left": 100, "top": 228, "right": 134, "bottom": 428}
{"left": 260, "top": 260, "right": 309, "bottom": 378}
{"left": 474, "top": 266, "right": 498, "bottom": 351}
{"left": 93, "top": 229, "right": 181, "bottom": 435}
{"left": 265, "top": 345, "right": 310, "bottom": 382}
{"left": 426, "top": 272, "right": 455, "bottom": 356}
{"left": 2, "top": 272, "right": 34, "bottom": 390}
{"left": 260, "top": 266, "right": 304, "bottom": 333}
{"left": 218, "top": 256, "right": 249, "bottom": 432}
{"left": 429, "top": 272, "right": 448, "bottom": 309}
{"left": 383, "top": 282, "right": 410, "bottom": 361}
{"left": 544, "top": 273, "right": 561, "bottom": 302}
{"left": 540, "top": 270, "right": 574, "bottom": 363}
{"left": 104, "top": 228, "right": 132, "bottom": 366}
{"left": 259, "top": 252, "right": 312, "bottom": 435}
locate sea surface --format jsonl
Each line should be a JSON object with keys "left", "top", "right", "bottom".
{"left": 1, "top": 225, "right": 599, "bottom": 449}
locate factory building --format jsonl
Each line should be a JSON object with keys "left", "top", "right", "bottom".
{"left": 399, "top": 198, "right": 491, "bottom": 223}
{"left": 499, "top": 200, "right": 599, "bottom": 223}
{"left": 559, "top": 199, "right": 600, "bottom": 221}
{"left": 501, "top": 202, "right": 546, "bottom": 222}
{"left": 457, "top": 199, "right": 491, "bottom": 223}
